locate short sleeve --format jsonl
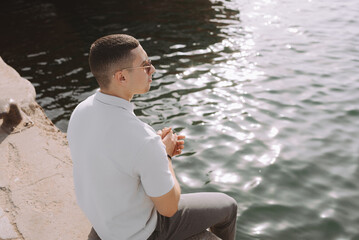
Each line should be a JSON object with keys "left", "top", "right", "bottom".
{"left": 135, "top": 135, "right": 175, "bottom": 197}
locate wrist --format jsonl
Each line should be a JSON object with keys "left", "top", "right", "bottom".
{"left": 167, "top": 154, "right": 172, "bottom": 161}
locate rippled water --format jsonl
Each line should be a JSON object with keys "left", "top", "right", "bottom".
{"left": 2, "top": 0, "right": 359, "bottom": 239}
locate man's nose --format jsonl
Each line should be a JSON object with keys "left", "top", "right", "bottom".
{"left": 150, "top": 65, "right": 156, "bottom": 75}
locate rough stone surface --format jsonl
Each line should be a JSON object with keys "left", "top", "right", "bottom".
{"left": 0, "top": 207, "right": 18, "bottom": 239}
{"left": 0, "top": 57, "right": 91, "bottom": 240}
{"left": 0, "top": 207, "right": 4, "bottom": 217}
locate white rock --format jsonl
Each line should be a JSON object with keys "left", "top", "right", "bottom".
{"left": 0, "top": 209, "right": 18, "bottom": 239}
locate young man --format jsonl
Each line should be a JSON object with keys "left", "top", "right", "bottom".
{"left": 67, "top": 34, "right": 237, "bottom": 240}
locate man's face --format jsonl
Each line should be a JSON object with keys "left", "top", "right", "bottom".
{"left": 125, "top": 45, "right": 155, "bottom": 95}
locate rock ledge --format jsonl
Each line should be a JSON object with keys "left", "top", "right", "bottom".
{"left": 0, "top": 57, "right": 91, "bottom": 240}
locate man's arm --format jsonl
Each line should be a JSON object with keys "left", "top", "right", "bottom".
{"left": 150, "top": 129, "right": 182, "bottom": 217}
{"left": 150, "top": 157, "right": 181, "bottom": 217}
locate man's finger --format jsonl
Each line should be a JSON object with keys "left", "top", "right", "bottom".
{"left": 175, "top": 145, "right": 184, "bottom": 151}
{"left": 163, "top": 127, "right": 171, "bottom": 133}
{"left": 173, "top": 149, "right": 181, "bottom": 156}
{"left": 177, "top": 135, "right": 186, "bottom": 140}
{"left": 161, "top": 127, "right": 172, "bottom": 138}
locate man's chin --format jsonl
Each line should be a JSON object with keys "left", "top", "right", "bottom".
{"left": 137, "top": 88, "right": 150, "bottom": 95}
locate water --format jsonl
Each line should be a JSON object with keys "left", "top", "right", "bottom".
{"left": 1, "top": 0, "right": 359, "bottom": 239}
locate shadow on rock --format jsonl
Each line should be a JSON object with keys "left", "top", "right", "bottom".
{"left": 0, "top": 99, "right": 23, "bottom": 143}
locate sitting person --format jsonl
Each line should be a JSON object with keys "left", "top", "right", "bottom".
{"left": 67, "top": 34, "right": 237, "bottom": 240}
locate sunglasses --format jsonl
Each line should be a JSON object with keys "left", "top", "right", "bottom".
{"left": 121, "top": 59, "right": 153, "bottom": 74}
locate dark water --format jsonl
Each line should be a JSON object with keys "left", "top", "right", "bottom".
{"left": 2, "top": 0, "right": 359, "bottom": 239}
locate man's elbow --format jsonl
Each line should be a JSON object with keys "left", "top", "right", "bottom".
{"left": 159, "top": 205, "right": 178, "bottom": 217}
{"left": 150, "top": 185, "right": 181, "bottom": 217}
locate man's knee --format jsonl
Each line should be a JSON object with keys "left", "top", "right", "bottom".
{"left": 219, "top": 193, "right": 237, "bottom": 209}
{"left": 229, "top": 195, "right": 237, "bottom": 212}
{"left": 220, "top": 193, "right": 237, "bottom": 219}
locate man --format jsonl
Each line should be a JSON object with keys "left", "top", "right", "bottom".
{"left": 67, "top": 34, "right": 237, "bottom": 240}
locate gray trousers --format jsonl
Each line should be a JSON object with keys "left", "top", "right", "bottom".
{"left": 88, "top": 192, "right": 237, "bottom": 240}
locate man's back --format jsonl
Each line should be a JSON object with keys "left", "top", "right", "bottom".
{"left": 67, "top": 91, "right": 174, "bottom": 240}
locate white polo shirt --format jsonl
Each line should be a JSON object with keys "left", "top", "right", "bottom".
{"left": 67, "top": 91, "right": 174, "bottom": 240}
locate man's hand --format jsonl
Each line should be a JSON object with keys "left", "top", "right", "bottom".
{"left": 157, "top": 127, "right": 185, "bottom": 157}
{"left": 174, "top": 135, "right": 185, "bottom": 156}
{"left": 161, "top": 128, "right": 177, "bottom": 157}
{"left": 157, "top": 127, "right": 171, "bottom": 139}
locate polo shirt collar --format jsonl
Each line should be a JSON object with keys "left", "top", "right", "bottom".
{"left": 94, "top": 90, "right": 135, "bottom": 112}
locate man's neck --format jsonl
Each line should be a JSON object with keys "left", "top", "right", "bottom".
{"left": 99, "top": 88, "right": 133, "bottom": 102}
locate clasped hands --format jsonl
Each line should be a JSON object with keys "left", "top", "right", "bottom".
{"left": 157, "top": 127, "right": 185, "bottom": 158}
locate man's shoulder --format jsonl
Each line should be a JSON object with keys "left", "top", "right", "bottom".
{"left": 125, "top": 120, "right": 157, "bottom": 140}
{"left": 68, "top": 94, "right": 96, "bottom": 122}
{"left": 74, "top": 94, "right": 96, "bottom": 112}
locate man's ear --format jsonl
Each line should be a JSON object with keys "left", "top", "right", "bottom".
{"left": 114, "top": 71, "right": 126, "bottom": 84}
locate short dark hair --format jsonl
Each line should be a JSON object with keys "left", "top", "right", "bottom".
{"left": 89, "top": 34, "right": 139, "bottom": 89}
